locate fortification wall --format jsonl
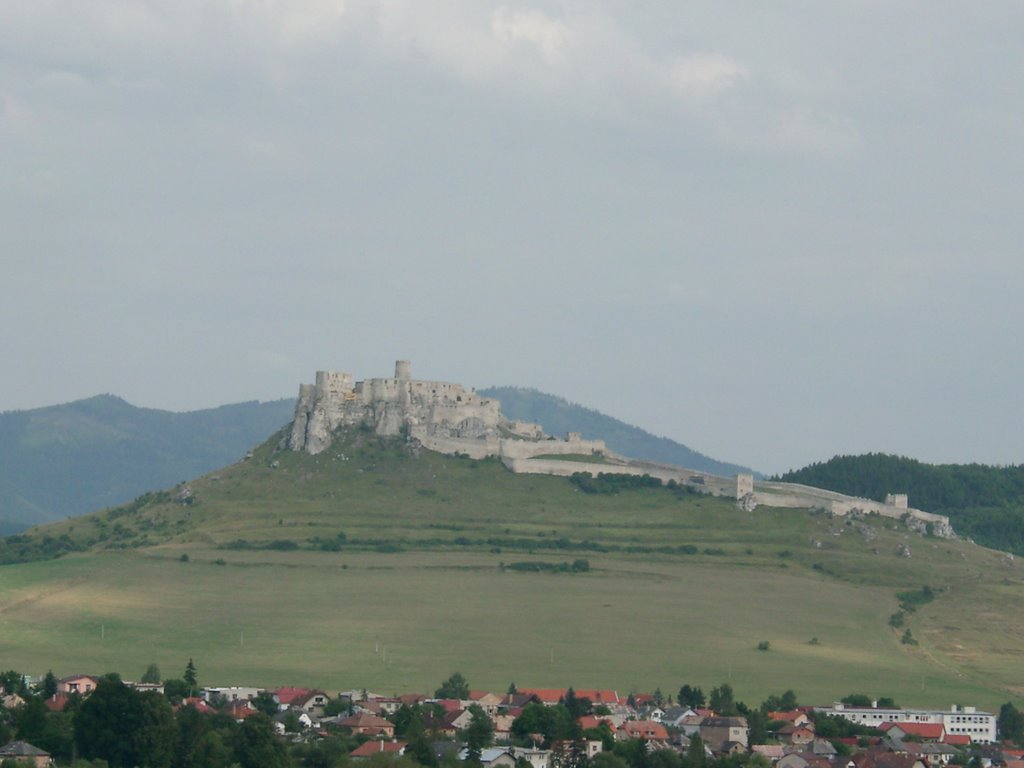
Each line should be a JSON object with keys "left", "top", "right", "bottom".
{"left": 502, "top": 457, "right": 684, "bottom": 483}
{"left": 412, "top": 430, "right": 500, "bottom": 459}
{"left": 498, "top": 437, "right": 607, "bottom": 461}
{"left": 750, "top": 491, "right": 819, "bottom": 509}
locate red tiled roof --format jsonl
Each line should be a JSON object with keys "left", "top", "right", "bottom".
{"left": 576, "top": 690, "right": 622, "bottom": 705}
{"left": 620, "top": 721, "right": 669, "bottom": 740}
{"left": 274, "top": 687, "right": 313, "bottom": 706}
{"left": 517, "top": 688, "right": 566, "bottom": 704}
{"left": 943, "top": 735, "right": 971, "bottom": 746}
{"left": 883, "top": 723, "right": 944, "bottom": 740}
{"left": 578, "top": 716, "right": 615, "bottom": 731}
{"left": 44, "top": 694, "right": 69, "bottom": 712}
{"left": 177, "top": 697, "right": 217, "bottom": 715}
{"left": 768, "top": 711, "right": 806, "bottom": 722}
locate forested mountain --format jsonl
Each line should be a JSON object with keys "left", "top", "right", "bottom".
{"left": 0, "top": 395, "right": 296, "bottom": 532}
{"left": 480, "top": 386, "right": 756, "bottom": 478}
{"left": 778, "top": 453, "right": 1024, "bottom": 554}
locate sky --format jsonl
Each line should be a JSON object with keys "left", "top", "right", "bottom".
{"left": 2, "top": 1, "right": 1023, "bottom": 475}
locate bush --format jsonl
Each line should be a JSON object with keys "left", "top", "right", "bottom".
{"left": 757, "top": 641, "right": 771, "bottom": 651}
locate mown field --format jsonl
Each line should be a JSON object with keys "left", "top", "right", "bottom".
{"left": 2, "top": 430, "right": 1023, "bottom": 709}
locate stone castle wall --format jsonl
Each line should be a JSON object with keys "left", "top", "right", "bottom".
{"left": 286, "top": 361, "right": 954, "bottom": 538}
{"left": 289, "top": 360, "right": 503, "bottom": 454}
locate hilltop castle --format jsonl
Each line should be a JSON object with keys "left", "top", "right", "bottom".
{"left": 286, "top": 361, "right": 953, "bottom": 538}
{"left": 288, "top": 360, "right": 506, "bottom": 454}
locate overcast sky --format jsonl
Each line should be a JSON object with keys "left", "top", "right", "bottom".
{"left": 3, "top": 1, "right": 1023, "bottom": 475}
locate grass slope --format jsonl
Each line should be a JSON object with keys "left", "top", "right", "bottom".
{"left": 0, "top": 395, "right": 296, "bottom": 531}
{"left": 480, "top": 387, "right": 756, "bottom": 477}
{"left": 3, "top": 429, "right": 1024, "bottom": 707}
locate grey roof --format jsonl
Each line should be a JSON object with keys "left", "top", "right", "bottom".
{"left": 0, "top": 740, "right": 50, "bottom": 757}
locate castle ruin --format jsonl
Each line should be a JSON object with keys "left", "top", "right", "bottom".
{"left": 286, "top": 361, "right": 953, "bottom": 538}
{"left": 288, "top": 360, "right": 505, "bottom": 454}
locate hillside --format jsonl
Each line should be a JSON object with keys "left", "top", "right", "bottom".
{"left": 0, "top": 395, "right": 296, "bottom": 533}
{"left": 480, "top": 387, "right": 756, "bottom": 477}
{"left": 3, "top": 427, "right": 1024, "bottom": 707}
{"left": 777, "top": 454, "right": 1024, "bottom": 555}
{"left": 0, "top": 385, "right": 755, "bottom": 535}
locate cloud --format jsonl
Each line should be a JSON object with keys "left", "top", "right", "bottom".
{"left": 491, "top": 6, "right": 571, "bottom": 63}
{"left": 669, "top": 52, "right": 748, "bottom": 96}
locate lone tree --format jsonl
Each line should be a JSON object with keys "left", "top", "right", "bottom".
{"left": 141, "top": 663, "right": 161, "bottom": 685}
{"left": 435, "top": 672, "right": 470, "bottom": 700}
{"left": 184, "top": 659, "right": 198, "bottom": 694}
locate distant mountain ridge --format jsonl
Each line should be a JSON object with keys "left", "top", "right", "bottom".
{"left": 479, "top": 386, "right": 756, "bottom": 478}
{"left": 0, "top": 394, "right": 296, "bottom": 533}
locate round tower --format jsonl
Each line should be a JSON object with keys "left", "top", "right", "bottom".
{"left": 395, "top": 360, "right": 412, "bottom": 380}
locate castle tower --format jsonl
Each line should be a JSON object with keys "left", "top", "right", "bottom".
{"left": 395, "top": 360, "right": 412, "bottom": 408}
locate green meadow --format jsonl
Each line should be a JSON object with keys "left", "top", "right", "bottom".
{"left": 2, "top": 429, "right": 1024, "bottom": 709}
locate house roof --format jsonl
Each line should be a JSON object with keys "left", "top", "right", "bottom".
{"left": 702, "top": 717, "right": 749, "bottom": 728}
{"left": 621, "top": 721, "right": 669, "bottom": 740}
{"left": 340, "top": 713, "right": 394, "bottom": 729}
{"left": 770, "top": 711, "right": 808, "bottom": 723}
{"left": 517, "top": 688, "right": 566, "bottom": 704}
{"left": 943, "top": 735, "right": 971, "bottom": 746}
{"left": 294, "top": 690, "right": 328, "bottom": 707}
{"left": 58, "top": 674, "right": 99, "bottom": 685}
{"left": 578, "top": 716, "right": 615, "bottom": 731}
{"left": 780, "top": 724, "right": 814, "bottom": 735}
{"left": 0, "top": 741, "right": 50, "bottom": 757}
{"left": 44, "top": 694, "right": 69, "bottom": 712}
{"left": 576, "top": 690, "right": 622, "bottom": 705}
{"left": 178, "top": 697, "right": 216, "bottom": 714}
{"left": 753, "top": 745, "right": 786, "bottom": 758}
{"left": 274, "top": 687, "right": 313, "bottom": 706}
{"left": 351, "top": 741, "right": 406, "bottom": 757}
{"left": 882, "top": 723, "right": 945, "bottom": 740}
{"left": 852, "top": 750, "right": 927, "bottom": 768}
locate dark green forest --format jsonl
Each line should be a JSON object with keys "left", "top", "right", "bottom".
{"left": 778, "top": 454, "right": 1024, "bottom": 554}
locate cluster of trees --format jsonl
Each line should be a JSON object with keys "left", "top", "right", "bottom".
{"left": 0, "top": 671, "right": 292, "bottom": 768}
{"left": 776, "top": 454, "right": 1024, "bottom": 554}
{"left": 569, "top": 473, "right": 664, "bottom": 495}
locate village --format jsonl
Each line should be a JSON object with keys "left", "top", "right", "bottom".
{"left": 0, "top": 668, "right": 1016, "bottom": 768}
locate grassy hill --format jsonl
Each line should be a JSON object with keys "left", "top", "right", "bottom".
{"left": 0, "top": 395, "right": 296, "bottom": 532}
{"left": 2, "top": 428, "right": 1024, "bottom": 709}
{"left": 481, "top": 387, "right": 756, "bottom": 477}
{"left": 777, "top": 454, "right": 1024, "bottom": 555}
